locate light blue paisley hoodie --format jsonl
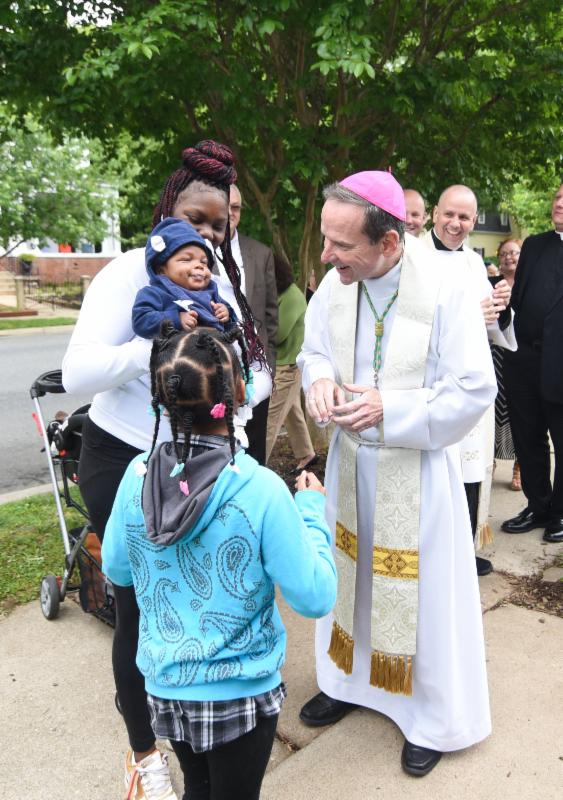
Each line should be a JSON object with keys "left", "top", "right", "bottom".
{"left": 102, "top": 448, "right": 336, "bottom": 701}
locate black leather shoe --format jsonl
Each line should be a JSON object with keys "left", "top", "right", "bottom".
{"left": 401, "top": 740, "right": 442, "bottom": 777}
{"left": 291, "top": 455, "right": 319, "bottom": 475}
{"left": 543, "top": 519, "right": 563, "bottom": 543}
{"left": 501, "top": 508, "right": 549, "bottom": 534}
{"left": 476, "top": 556, "right": 493, "bottom": 576}
{"left": 299, "top": 691, "right": 356, "bottom": 727}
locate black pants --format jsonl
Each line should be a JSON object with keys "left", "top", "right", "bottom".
{"left": 244, "top": 397, "right": 270, "bottom": 465}
{"left": 170, "top": 714, "right": 278, "bottom": 800}
{"left": 78, "top": 416, "right": 155, "bottom": 752}
{"left": 464, "top": 482, "right": 479, "bottom": 539}
{"left": 504, "top": 346, "right": 563, "bottom": 518}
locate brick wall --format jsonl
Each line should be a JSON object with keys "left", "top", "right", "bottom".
{"left": 0, "top": 255, "right": 114, "bottom": 283}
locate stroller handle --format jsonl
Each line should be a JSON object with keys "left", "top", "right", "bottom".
{"left": 30, "top": 370, "right": 66, "bottom": 398}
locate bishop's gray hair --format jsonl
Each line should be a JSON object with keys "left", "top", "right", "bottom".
{"left": 323, "top": 182, "right": 405, "bottom": 245}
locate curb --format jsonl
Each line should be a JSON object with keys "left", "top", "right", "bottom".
{"left": 0, "top": 325, "right": 75, "bottom": 338}
{"left": 0, "top": 483, "right": 55, "bottom": 506}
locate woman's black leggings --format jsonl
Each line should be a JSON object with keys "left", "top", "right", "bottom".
{"left": 78, "top": 416, "right": 155, "bottom": 752}
{"left": 170, "top": 714, "right": 278, "bottom": 800}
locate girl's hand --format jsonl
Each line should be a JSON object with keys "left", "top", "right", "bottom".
{"left": 211, "top": 301, "right": 230, "bottom": 323}
{"left": 180, "top": 310, "right": 198, "bottom": 330}
{"left": 295, "top": 470, "right": 326, "bottom": 495}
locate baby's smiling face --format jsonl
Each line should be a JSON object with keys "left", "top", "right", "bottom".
{"left": 162, "top": 245, "right": 211, "bottom": 291}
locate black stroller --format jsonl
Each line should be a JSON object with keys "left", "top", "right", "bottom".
{"left": 30, "top": 370, "right": 115, "bottom": 626}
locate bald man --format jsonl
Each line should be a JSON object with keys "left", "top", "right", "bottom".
{"left": 422, "top": 185, "right": 515, "bottom": 576}
{"left": 404, "top": 189, "right": 429, "bottom": 237}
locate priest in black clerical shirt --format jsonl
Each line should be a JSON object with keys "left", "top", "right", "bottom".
{"left": 501, "top": 183, "right": 563, "bottom": 543}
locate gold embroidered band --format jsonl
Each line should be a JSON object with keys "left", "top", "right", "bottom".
{"left": 372, "top": 547, "right": 419, "bottom": 580}
{"left": 335, "top": 521, "right": 358, "bottom": 561}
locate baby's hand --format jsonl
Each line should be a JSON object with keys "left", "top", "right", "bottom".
{"left": 211, "top": 301, "right": 230, "bottom": 324}
{"left": 180, "top": 310, "right": 198, "bottom": 331}
{"left": 295, "top": 471, "right": 326, "bottom": 495}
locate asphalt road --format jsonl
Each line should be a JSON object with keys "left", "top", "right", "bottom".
{"left": 0, "top": 331, "right": 91, "bottom": 493}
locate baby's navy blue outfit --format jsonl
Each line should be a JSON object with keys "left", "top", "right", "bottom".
{"left": 132, "top": 216, "right": 237, "bottom": 338}
{"left": 132, "top": 275, "right": 237, "bottom": 338}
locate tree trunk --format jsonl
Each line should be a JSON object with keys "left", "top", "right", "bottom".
{"left": 297, "top": 180, "right": 321, "bottom": 289}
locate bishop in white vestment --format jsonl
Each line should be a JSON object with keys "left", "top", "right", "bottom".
{"left": 297, "top": 172, "right": 496, "bottom": 776}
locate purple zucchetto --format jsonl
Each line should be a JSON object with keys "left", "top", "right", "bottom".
{"left": 339, "top": 171, "right": 406, "bottom": 221}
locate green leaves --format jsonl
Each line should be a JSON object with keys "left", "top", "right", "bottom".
{"left": 1, "top": 0, "right": 561, "bottom": 276}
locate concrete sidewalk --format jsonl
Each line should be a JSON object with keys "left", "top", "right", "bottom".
{"left": 1, "top": 460, "right": 561, "bottom": 799}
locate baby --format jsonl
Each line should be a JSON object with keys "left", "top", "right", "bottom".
{"left": 132, "top": 217, "right": 237, "bottom": 338}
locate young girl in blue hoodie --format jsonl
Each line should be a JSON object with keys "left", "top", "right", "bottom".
{"left": 102, "top": 323, "right": 336, "bottom": 800}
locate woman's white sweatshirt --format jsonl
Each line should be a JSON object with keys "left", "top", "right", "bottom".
{"left": 62, "top": 248, "right": 270, "bottom": 450}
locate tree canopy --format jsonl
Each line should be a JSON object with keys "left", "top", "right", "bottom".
{"left": 2, "top": 0, "right": 562, "bottom": 278}
{"left": 0, "top": 109, "right": 124, "bottom": 256}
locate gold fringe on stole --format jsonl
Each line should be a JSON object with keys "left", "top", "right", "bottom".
{"left": 475, "top": 522, "right": 493, "bottom": 550}
{"left": 327, "top": 621, "right": 354, "bottom": 675}
{"left": 370, "top": 652, "right": 413, "bottom": 696}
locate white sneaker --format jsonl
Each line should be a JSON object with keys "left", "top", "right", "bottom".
{"left": 124, "top": 748, "right": 178, "bottom": 800}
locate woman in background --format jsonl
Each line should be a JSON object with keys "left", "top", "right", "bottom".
{"left": 492, "top": 238, "right": 522, "bottom": 490}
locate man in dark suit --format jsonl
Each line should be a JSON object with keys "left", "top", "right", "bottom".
{"left": 227, "top": 185, "right": 278, "bottom": 464}
{"left": 502, "top": 183, "right": 563, "bottom": 543}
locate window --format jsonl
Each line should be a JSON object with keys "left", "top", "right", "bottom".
{"left": 500, "top": 212, "right": 508, "bottom": 226}
{"left": 477, "top": 212, "right": 486, "bottom": 225}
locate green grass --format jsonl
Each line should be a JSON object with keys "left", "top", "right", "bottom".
{"left": 0, "top": 492, "right": 86, "bottom": 614}
{"left": 0, "top": 317, "right": 75, "bottom": 330}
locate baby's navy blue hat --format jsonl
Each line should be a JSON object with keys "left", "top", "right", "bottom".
{"left": 145, "top": 217, "right": 214, "bottom": 273}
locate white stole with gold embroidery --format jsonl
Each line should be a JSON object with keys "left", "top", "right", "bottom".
{"left": 327, "top": 242, "right": 441, "bottom": 694}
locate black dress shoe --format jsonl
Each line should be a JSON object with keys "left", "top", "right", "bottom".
{"left": 501, "top": 508, "right": 549, "bottom": 534}
{"left": 401, "top": 740, "right": 442, "bottom": 777}
{"left": 299, "top": 691, "right": 356, "bottom": 727}
{"left": 291, "top": 454, "right": 319, "bottom": 475}
{"left": 476, "top": 556, "right": 493, "bottom": 576}
{"left": 543, "top": 518, "right": 563, "bottom": 543}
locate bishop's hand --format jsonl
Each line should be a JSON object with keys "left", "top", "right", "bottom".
{"left": 331, "top": 383, "right": 383, "bottom": 432}
{"left": 306, "top": 378, "right": 345, "bottom": 425}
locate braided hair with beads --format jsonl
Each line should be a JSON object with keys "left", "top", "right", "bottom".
{"left": 152, "top": 139, "right": 267, "bottom": 370}
{"left": 147, "top": 322, "right": 251, "bottom": 491}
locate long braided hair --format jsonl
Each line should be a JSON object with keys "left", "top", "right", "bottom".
{"left": 152, "top": 139, "right": 267, "bottom": 370}
{"left": 147, "top": 322, "right": 251, "bottom": 489}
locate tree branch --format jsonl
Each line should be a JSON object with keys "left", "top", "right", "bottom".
{"left": 438, "top": 93, "right": 502, "bottom": 157}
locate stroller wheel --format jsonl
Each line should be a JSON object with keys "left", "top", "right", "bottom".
{"left": 40, "top": 575, "right": 60, "bottom": 620}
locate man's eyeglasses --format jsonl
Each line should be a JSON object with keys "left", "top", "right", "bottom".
{"left": 499, "top": 250, "right": 520, "bottom": 258}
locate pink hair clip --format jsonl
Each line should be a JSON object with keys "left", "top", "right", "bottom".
{"left": 210, "top": 402, "right": 226, "bottom": 419}
{"left": 179, "top": 480, "right": 190, "bottom": 496}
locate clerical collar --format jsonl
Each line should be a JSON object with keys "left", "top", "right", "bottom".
{"left": 431, "top": 228, "right": 464, "bottom": 252}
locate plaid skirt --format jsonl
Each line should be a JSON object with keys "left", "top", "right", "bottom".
{"left": 147, "top": 683, "right": 286, "bottom": 753}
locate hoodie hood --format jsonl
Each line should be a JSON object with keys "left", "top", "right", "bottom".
{"left": 145, "top": 217, "right": 215, "bottom": 281}
{"left": 142, "top": 441, "right": 257, "bottom": 546}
